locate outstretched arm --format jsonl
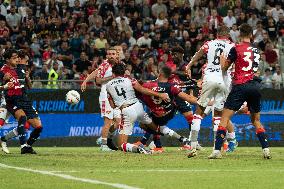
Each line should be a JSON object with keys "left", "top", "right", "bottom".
{"left": 177, "top": 92, "right": 197, "bottom": 104}
{"left": 133, "top": 82, "right": 170, "bottom": 102}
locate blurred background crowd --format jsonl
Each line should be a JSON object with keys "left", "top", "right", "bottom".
{"left": 0, "top": 0, "right": 283, "bottom": 89}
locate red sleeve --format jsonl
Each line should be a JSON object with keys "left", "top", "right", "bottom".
{"left": 170, "top": 85, "right": 182, "bottom": 96}
{"left": 201, "top": 41, "right": 209, "bottom": 54}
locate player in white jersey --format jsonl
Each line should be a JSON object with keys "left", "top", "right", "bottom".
{"left": 0, "top": 85, "right": 14, "bottom": 154}
{"left": 106, "top": 63, "right": 170, "bottom": 154}
{"left": 81, "top": 47, "right": 121, "bottom": 151}
{"left": 186, "top": 26, "right": 236, "bottom": 157}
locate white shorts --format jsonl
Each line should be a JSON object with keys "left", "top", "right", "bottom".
{"left": 198, "top": 80, "right": 228, "bottom": 111}
{"left": 119, "top": 101, "right": 152, "bottom": 135}
{"left": 99, "top": 99, "right": 121, "bottom": 120}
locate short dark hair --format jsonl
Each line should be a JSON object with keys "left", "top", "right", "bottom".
{"left": 217, "top": 25, "right": 229, "bottom": 36}
{"left": 17, "top": 49, "right": 27, "bottom": 58}
{"left": 3, "top": 48, "right": 17, "bottom": 60}
{"left": 160, "top": 66, "right": 172, "bottom": 79}
{"left": 239, "top": 23, "right": 252, "bottom": 38}
{"left": 112, "top": 63, "right": 126, "bottom": 76}
{"left": 171, "top": 46, "right": 184, "bottom": 54}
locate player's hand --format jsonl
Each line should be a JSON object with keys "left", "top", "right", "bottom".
{"left": 3, "top": 73, "right": 12, "bottom": 81}
{"left": 220, "top": 52, "right": 228, "bottom": 68}
{"left": 4, "top": 81, "right": 14, "bottom": 89}
{"left": 185, "top": 68, "right": 191, "bottom": 78}
{"left": 25, "top": 70, "right": 30, "bottom": 79}
{"left": 159, "top": 93, "right": 170, "bottom": 102}
{"left": 81, "top": 81, "right": 87, "bottom": 92}
{"left": 124, "top": 70, "right": 131, "bottom": 76}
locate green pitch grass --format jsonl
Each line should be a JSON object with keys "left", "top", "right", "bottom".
{"left": 0, "top": 147, "right": 283, "bottom": 189}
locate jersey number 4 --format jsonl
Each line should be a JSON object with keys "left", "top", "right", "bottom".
{"left": 115, "top": 87, "right": 127, "bottom": 99}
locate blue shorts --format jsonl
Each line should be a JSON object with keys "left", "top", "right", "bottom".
{"left": 150, "top": 109, "right": 176, "bottom": 126}
{"left": 174, "top": 96, "right": 192, "bottom": 113}
{"left": 225, "top": 80, "right": 261, "bottom": 113}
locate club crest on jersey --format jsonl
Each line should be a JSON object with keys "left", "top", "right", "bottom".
{"left": 21, "top": 69, "right": 25, "bottom": 74}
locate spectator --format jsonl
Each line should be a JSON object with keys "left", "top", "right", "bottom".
{"left": 247, "top": 12, "right": 259, "bottom": 30}
{"left": 272, "top": 65, "right": 284, "bottom": 89}
{"left": 261, "top": 68, "right": 273, "bottom": 89}
{"left": 57, "top": 41, "right": 73, "bottom": 70}
{"left": 155, "top": 11, "right": 167, "bottom": 28}
{"left": 266, "top": 18, "right": 277, "bottom": 41}
{"left": 125, "top": 31, "right": 136, "bottom": 48}
{"left": 151, "top": 0, "right": 167, "bottom": 18}
{"left": 137, "top": 30, "right": 151, "bottom": 48}
{"left": 223, "top": 9, "right": 236, "bottom": 28}
{"left": 94, "top": 31, "right": 108, "bottom": 50}
{"left": 253, "top": 21, "right": 266, "bottom": 44}
{"left": 207, "top": 9, "right": 223, "bottom": 33}
{"left": 6, "top": 5, "right": 21, "bottom": 37}
{"left": 72, "top": 51, "right": 92, "bottom": 76}
{"left": 271, "top": 3, "right": 284, "bottom": 22}
{"left": 258, "top": 32, "right": 271, "bottom": 51}
{"left": 264, "top": 42, "right": 278, "bottom": 69}
{"left": 230, "top": 24, "right": 240, "bottom": 43}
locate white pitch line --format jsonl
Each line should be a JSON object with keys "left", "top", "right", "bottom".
{"left": 97, "top": 169, "right": 284, "bottom": 173}
{"left": 0, "top": 163, "right": 141, "bottom": 189}
{"left": 49, "top": 171, "right": 80, "bottom": 173}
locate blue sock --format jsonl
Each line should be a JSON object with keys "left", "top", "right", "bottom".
{"left": 140, "top": 132, "right": 151, "bottom": 145}
{"left": 256, "top": 128, "right": 269, "bottom": 149}
{"left": 153, "top": 135, "right": 162, "bottom": 148}
{"left": 214, "top": 126, "right": 227, "bottom": 150}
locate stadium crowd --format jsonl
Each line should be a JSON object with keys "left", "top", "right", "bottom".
{"left": 0, "top": 0, "right": 283, "bottom": 89}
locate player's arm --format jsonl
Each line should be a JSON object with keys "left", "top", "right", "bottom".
{"left": 133, "top": 82, "right": 170, "bottom": 102}
{"left": 95, "top": 75, "right": 114, "bottom": 85}
{"left": 25, "top": 70, "right": 32, "bottom": 89}
{"left": 0, "top": 82, "right": 14, "bottom": 90}
{"left": 81, "top": 69, "right": 98, "bottom": 92}
{"left": 177, "top": 92, "right": 197, "bottom": 104}
{"left": 186, "top": 48, "right": 204, "bottom": 77}
{"left": 220, "top": 47, "right": 237, "bottom": 71}
{"left": 170, "top": 85, "right": 197, "bottom": 104}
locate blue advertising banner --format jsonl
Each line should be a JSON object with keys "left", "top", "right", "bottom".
{"left": 0, "top": 113, "right": 282, "bottom": 143}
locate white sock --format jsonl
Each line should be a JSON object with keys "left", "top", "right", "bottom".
{"left": 121, "top": 143, "right": 138, "bottom": 153}
{"left": 190, "top": 114, "right": 202, "bottom": 149}
{"left": 227, "top": 132, "right": 236, "bottom": 140}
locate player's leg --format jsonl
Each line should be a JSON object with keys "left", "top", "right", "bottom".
{"left": 119, "top": 102, "right": 150, "bottom": 154}
{"left": 0, "top": 107, "right": 10, "bottom": 153}
{"left": 209, "top": 85, "right": 245, "bottom": 159}
{"left": 189, "top": 81, "right": 215, "bottom": 155}
{"left": 99, "top": 100, "right": 115, "bottom": 151}
{"left": 248, "top": 86, "right": 271, "bottom": 159}
{"left": 174, "top": 97, "right": 194, "bottom": 150}
{"left": 106, "top": 108, "right": 121, "bottom": 150}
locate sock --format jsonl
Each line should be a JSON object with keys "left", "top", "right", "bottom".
{"left": 107, "top": 124, "right": 116, "bottom": 138}
{"left": 256, "top": 128, "right": 269, "bottom": 149}
{"left": 107, "top": 138, "right": 118, "bottom": 150}
{"left": 18, "top": 116, "right": 27, "bottom": 145}
{"left": 185, "top": 114, "right": 193, "bottom": 131}
{"left": 1, "top": 128, "right": 18, "bottom": 142}
{"left": 101, "top": 138, "right": 107, "bottom": 145}
{"left": 0, "top": 118, "right": 5, "bottom": 127}
{"left": 214, "top": 126, "right": 227, "bottom": 150}
{"left": 121, "top": 143, "right": 139, "bottom": 153}
{"left": 227, "top": 132, "right": 236, "bottom": 141}
{"left": 153, "top": 134, "right": 162, "bottom": 148}
{"left": 213, "top": 117, "right": 220, "bottom": 143}
{"left": 140, "top": 132, "right": 151, "bottom": 145}
{"left": 27, "top": 126, "right": 43, "bottom": 146}
{"left": 190, "top": 114, "right": 202, "bottom": 149}
{"left": 160, "top": 126, "right": 181, "bottom": 139}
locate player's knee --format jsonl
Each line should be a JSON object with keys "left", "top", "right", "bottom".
{"left": 35, "top": 126, "right": 43, "bottom": 133}
{"left": 19, "top": 116, "right": 27, "bottom": 125}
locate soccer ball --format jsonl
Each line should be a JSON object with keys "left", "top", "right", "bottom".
{"left": 66, "top": 90, "right": 80, "bottom": 105}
